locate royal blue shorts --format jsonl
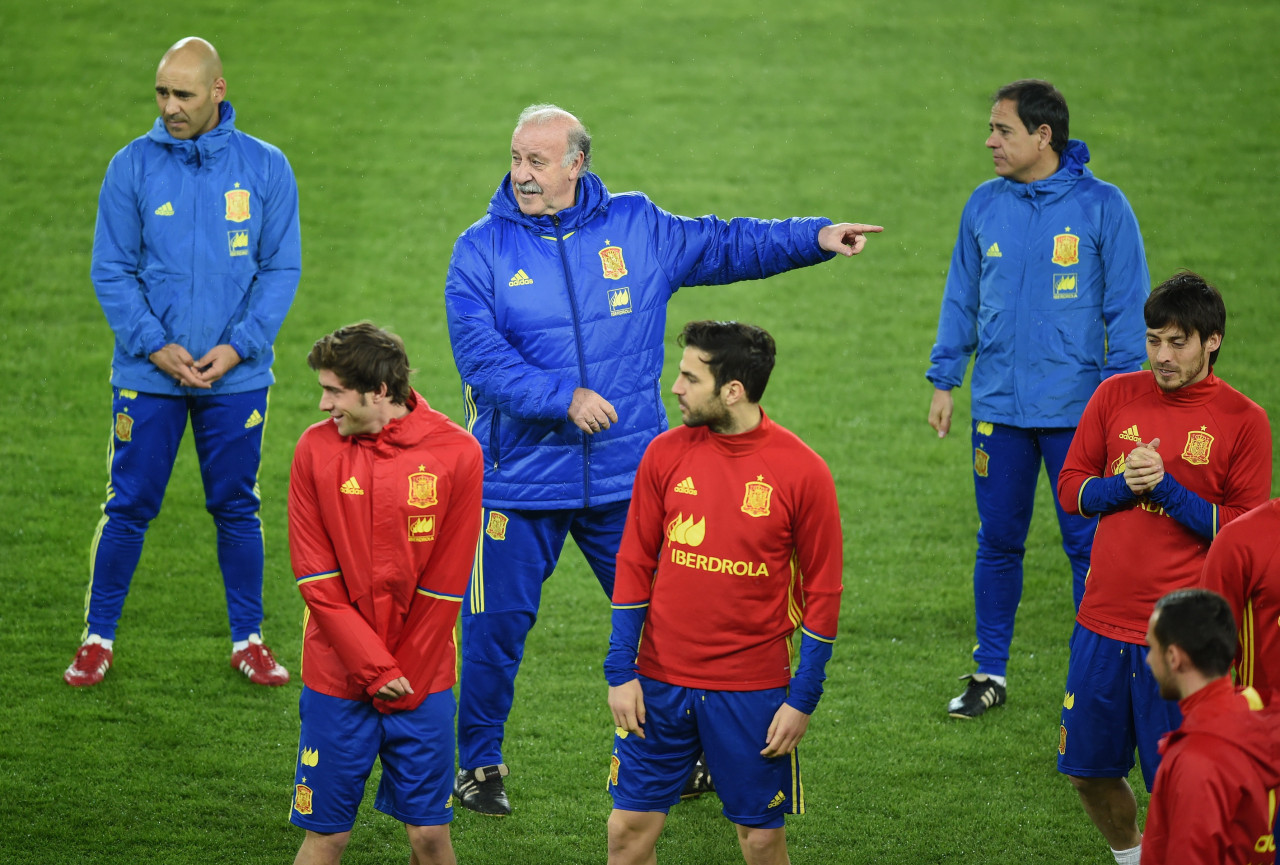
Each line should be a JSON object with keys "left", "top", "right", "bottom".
{"left": 1057, "top": 624, "right": 1181, "bottom": 791}
{"left": 291, "top": 687, "right": 455, "bottom": 832}
{"left": 608, "top": 677, "right": 802, "bottom": 829}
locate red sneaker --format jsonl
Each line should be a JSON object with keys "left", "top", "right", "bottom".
{"left": 64, "top": 641, "right": 113, "bottom": 687}
{"left": 231, "top": 641, "right": 290, "bottom": 686}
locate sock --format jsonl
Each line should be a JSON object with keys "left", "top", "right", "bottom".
{"left": 1111, "top": 842, "right": 1141, "bottom": 865}
{"left": 85, "top": 634, "right": 113, "bottom": 651}
{"left": 973, "top": 673, "right": 1007, "bottom": 687}
{"left": 232, "top": 633, "right": 263, "bottom": 653}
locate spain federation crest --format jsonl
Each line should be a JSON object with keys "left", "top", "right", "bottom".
{"left": 974, "top": 447, "right": 990, "bottom": 478}
{"left": 599, "top": 245, "right": 627, "bottom": 280}
{"left": 486, "top": 511, "right": 509, "bottom": 541}
{"left": 1051, "top": 232, "right": 1079, "bottom": 267}
{"left": 741, "top": 476, "right": 773, "bottom": 518}
{"left": 293, "top": 784, "right": 314, "bottom": 815}
{"left": 1181, "top": 427, "right": 1214, "bottom": 466}
{"left": 224, "top": 185, "right": 251, "bottom": 222}
{"left": 115, "top": 412, "right": 133, "bottom": 442}
{"left": 407, "top": 466, "right": 438, "bottom": 509}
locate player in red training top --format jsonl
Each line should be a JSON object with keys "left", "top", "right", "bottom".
{"left": 1141, "top": 589, "right": 1280, "bottom": 865}
{"left": 1200, "top": 498, "right": 1280, "bottom": 694}
{"left": 604, "top": 320, "right": 843, "bottom": 865}
{"left": 287, "top": 323, "right": 482, "bottom": 865}
{"left": 1056, "top": 271, "right": 1272, "bottom": 865}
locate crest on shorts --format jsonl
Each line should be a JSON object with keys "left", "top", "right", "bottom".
{"left": 609, "top": 754, "right": 620, "bottom": 786}
{"left": 1181, "top": 427, "right": 1214, "bottom": 466}
{"left": 1058, "top": 724, "right": 1067, "bottom": 756}
{"left": 974, "top": 447, "right": 990, "bottom": 478}
{"left": 293, "top": 784, "right": 314, "bottom": 815}
{"left": 599, "top": 245, "right": 627, "bottom": 280}
{"left": 115, "top": 412, "right": 133, "bottom": 442}
{"left": 408, "top": 514, "right": 436, "bottom": 543}
{"left": 407, "top": 466, "right": 438, "bottom": 509}
{"left": 486, "top": 511, "right": 509, "bottom": 541}
{"left": 741, "top": 476, "right": 773, "bottom": 518}
{"left": 224, "top": 185, "right": 250, "bottom": 222}
{"left": 1051, "top": 232, "right": 1079, "bottom": 266}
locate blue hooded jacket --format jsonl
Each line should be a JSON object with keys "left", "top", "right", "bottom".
{"left": 445, "top": 172, "right": 834, "bottom": 509}
{"left": 927, "top": 139, "right": 1149, "bottom": 427}
{"left": 91, "top": 101, "right": 302, "bottom": 395}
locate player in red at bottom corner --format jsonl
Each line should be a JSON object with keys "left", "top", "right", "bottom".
{"left": 604, "top": 320, "right": 844, "bottom": 865}
{"left": 286, "top": 322, "right": 482, "bottom": 865}
{"left": 1141, "top": 588, "right": 1280, "bottom": 865}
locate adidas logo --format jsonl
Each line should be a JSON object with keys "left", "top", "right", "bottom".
{"left": 986, "top": 242, "right": 1002, "bottom": 257}
{"left": 244, "top": 409, "right": 264, "bottom": 429}
{"left": 508, "top": 269, "right": 533, "bottom": 287}
{"left": 340, "top": 477, "right": 364, "bottom": 495}
{"left": 155, "top": 202, "right": 174, "bottom": 216}
{"left": 1119, "top": 425, "right": 1142, "bottom": 442}
{"left": 767, "top": 791, "right": 785, "bottom": 809}
{"left": 674, "top": 476, "right": 697, "bottom": 496}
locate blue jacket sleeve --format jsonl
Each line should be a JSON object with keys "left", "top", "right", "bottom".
{"left": 1147, "top": 473, "right": 1216, "bottom": 539}
{"left": 927, "top": 195, "right": 982, "bottom": 389}
{"left": 647, "top": 204, "right": 834, "bottom": 289}
{"left": 603, "top": 604, "right": 647, "bottom": 686}
{"left": 444, "top": 231, "right": 579, "bottom": 423}
{"left": 226, "top": 148, "right": 302, "bottom": 361}
{"left": 1077, "top": 473, "right": 1140, "bottom": 517}
{"left": 1098, "top": 192, "right": 1150, "bottom": 379}
{"left": 785, "top": 631, "right": 835, "bottom": 715}
{"left": 91, "top": 149, "right": 169, "bottom": 359}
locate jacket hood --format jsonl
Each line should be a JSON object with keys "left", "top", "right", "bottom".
{"left": 1008, "top": 138, "right": 1092, "bottom": 202}
{"left": 486, "top": 170, "right": 612, "bottom": 232}
{"left": 1167, "top": 683, "right": 1280, "bottom": 789}
{"left": 146, "top": 100, "right": 237, "bottom": 166}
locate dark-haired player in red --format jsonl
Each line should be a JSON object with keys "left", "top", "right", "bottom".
{"left": 604, "top": 320, "right": 843, "bottom": 865}
{"left": 1055, "top": 272, "right": 1272, "bottom": 865}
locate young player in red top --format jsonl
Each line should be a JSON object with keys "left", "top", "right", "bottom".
{"left": 605, "top": 321, "right": 843, "bottom": 865}
{"left": 1141, "top": 589, "right": 1280, "bottom": 865}
{"left": 1200, "top": 498, "right": 1280, "bottom": 694}
{"left": 287, "top": 323, "right": 483, "bottom": 865}
{"left": 1055, "top": 271, "right": 1273, "bottom": 865}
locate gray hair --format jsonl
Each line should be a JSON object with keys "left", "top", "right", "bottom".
{"left": 515, "top": 103, "right": 592, "bottom": 172}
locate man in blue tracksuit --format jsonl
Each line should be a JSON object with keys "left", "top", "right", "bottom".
{"left": 927, "top": 80, "right": 1149, "bottom": 719}
{"left": 66, "top": 37, "right": 301, "bottom": 688}
{"left": 445, "top": 103, "right": 881, "bottom": 815}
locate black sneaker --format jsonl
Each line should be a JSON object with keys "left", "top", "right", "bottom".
{"left": 947, "top": 674, "right": 1006, "bottom": 719}
{"left": 454, "top": 764, "right": 511, "bottom": 816}
{"left": 680, "top": 754, "right": 716, "bottom": 800}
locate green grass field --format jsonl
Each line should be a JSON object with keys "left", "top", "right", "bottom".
{"left": 2, "top": 1, "right": 1278, "bottom": 862}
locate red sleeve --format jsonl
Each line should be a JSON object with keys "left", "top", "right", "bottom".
{"left": 611, "top": 439, "right": 667, "bottom": 607}
{"left": 288, "top": 433, "right": 403, "bottom": 697}
{"left": 381, "top": 438, "right": 484, "bottom": 711}
{"left": 1217, "top": 407, "right": 1273, "bottom": 529}
{"left": 1145, "top": 750, "right": 1239, "bottom": 865}
{"left": 1199, "top": 520, "right": 1253, "bottom": 634}
{"left": 795, "top": 459, "right": 843, "bottom": 641}
{"left": 1057, "top": 381, "right": 1111, "bottom": 515}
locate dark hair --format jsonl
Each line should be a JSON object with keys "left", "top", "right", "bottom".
{"left": 993, "top": 79, "right": 1069, "bottom": 154}
{"left": 1152, "top": 589, "right": 1237, "bottom": 678}
{"left": 1145, "top": 270, "right": 1226, "bottom": 366}
{"left": 677, "top": 320, "right": 776, "bottom": 403}
{"left": 307, "top": 322, "right": 414, "bottom": 405}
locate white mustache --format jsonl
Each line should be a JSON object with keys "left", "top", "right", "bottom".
{"left": 515, "top": 181, "right": 543, "bottom": 194}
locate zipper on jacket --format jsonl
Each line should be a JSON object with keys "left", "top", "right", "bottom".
{"left": 552, "top": 214, "right": 593, "bottom": 507}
